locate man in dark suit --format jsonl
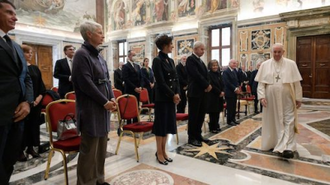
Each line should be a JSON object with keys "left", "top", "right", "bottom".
{"left": 237, "top": 65, "right": 249, "bottom": 92}
{"left": 0, "top": 1, "right": 34, "bottom": 184}
{"left": 72, "top": 21, "right": 116, "bottom": 185}
{"left": 176, "top": 55, "right": 188, "bottom": 113}
{"left": 249, "top": 61, "right": 262, "bottom": 113}
{"left": 222, "top": 59, "right": 241, "bottom": 126}
{"left": 54, "top": 45, "right": 75, "bottom": 98}
{"left": 114, "top": 61, "right": 124, "bottom": 92}
{"left": 186, "top": 41, "right": 212, "bottom": 147}
{"left": 122, "top": 50, "right": 141, "bottom": 123}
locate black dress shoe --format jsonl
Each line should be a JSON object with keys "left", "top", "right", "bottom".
{"left": 216, "top": 128, "right": 221, "bottom": 132}
{"left": 233, "top": 121, "right": 240, "bottom": 125}
{"left": 211, "top": 130, "right": 220, "bottom": 134}
{"left": 96, "top": 182, "right": 110, "bottom": 185}
{"left": 188, "top": 139, "right": 202, "bottom": 147}
{"left": 228, "top": 122, "right": 237, "bottom": 126}
{"left": 282, "top": 150, "right": 294, "bottom": 159}
{"left": 18, "top": 152, "right": 27, "bottom": 162}
{"left": 200, "top": 137, "right": 210, "bottom": 143}
{"left": 26, "top": 147, "right": 40, "bottom": 158}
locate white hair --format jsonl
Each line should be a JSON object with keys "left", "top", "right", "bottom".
{"left": 272, "top": 43, "right": 284, "bottom": 52}
{"left": 80, "top": 21, "right": 102, "bottom": 41}
{"left": 193, "top": 41, "right": 204, "bottom": 49}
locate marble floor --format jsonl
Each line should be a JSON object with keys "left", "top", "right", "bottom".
{"left": 9, "top": 98, "right": 330, "bottom": 185}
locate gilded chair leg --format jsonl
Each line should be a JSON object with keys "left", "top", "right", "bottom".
{"left": 59, "top": 150, "right": 69, "bottom": 185}
{"left": 115, "top": 131, "right": 124, "bottom": 155}
{"left": 137, "top": 132, "right": 143, "bottom": 147}
{"left": 44, "top": 149, "right": 54, "bottom": 180}
{"left": 132, "top": 134, "right": 139, "bottom": 162}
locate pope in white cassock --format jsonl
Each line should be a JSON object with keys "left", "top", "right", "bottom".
{"left": 255, "top": 43, "right": 302, "bottom": 159}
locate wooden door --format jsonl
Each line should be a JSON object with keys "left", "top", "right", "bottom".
{"left": 25, "top": 44, "right": 53, "bottom": 90}
{"left": 296, "top": 35, "right": 330, "bottom": 99}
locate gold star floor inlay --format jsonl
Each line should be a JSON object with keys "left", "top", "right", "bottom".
{"left": 186, "top": 142, "right": 232, "bottom": 160}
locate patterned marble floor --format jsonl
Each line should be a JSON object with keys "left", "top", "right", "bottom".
{"left": 9, "top": 98, "right": 330, "bottom": 185}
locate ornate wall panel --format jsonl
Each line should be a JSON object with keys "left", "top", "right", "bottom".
{"left": 237, "top": 22, "right": 287, "bottom": 70}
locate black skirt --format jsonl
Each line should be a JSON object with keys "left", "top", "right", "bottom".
{"left": 152, "top": 101, "right": 177, "bottom": 137}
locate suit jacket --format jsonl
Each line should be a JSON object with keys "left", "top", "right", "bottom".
{"left": 152, "top": 53, "right": 179, "bottom": 102}
{"left": 249, "top": 69, "right": 258, "bottom": 94}
{"left": 72, "top": 42, "right": 114, "bottom": 137}
{"left": 54, "top": 58, "right": 73, "bottom": 96}
{"left": 176, "top": 62, "right": 188, "bottom": 90}
{"left": 186, "top": 54, "right": 210, "bottom": 98}
{"left": 222, "top": 67, "right": 240, "bottom": 98}
{"left": 114, "top": 68, "right": 124, "bottom": 92}
{"left": 141, "top": 67, "right": 154, "bottom": 88}
{"left": 206, "top": 71, "right": 224, "bottom": 113}
{"left": 122, "top": 62, "right": 141, "bottom": 95}
{"left": 0, "top": 36, "right": 33, "bottom": 125}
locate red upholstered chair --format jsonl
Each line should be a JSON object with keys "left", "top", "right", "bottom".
{"left": 239, "top": 85, "right": 255, "bottom": 114}
{"left": 44, "top": 100, "right": 80, "bottom": 185}
{"left": 51, "top": 86, "right": 58, "bottom": 93}
{"left": 115, "top": 94, "right": 153, "bottom": 162}
{"left": 139, "top": 88, "right": 155, "bottom": 121}
{"left": 175, "top": 113, "right": 188, "bottom": 144}
{"left": 64, "top": 91, "right": 75, "bottom": 100}
{"left": 112, "top": 89, "right": 123, "bottom": 99}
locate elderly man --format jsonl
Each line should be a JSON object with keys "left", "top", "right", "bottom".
{"left": 186, "top": 41, "right": 212, "bottom": 147}
{"left": 255, "top": 43, "right": 302, "bottom": 159}
{"left": 222, "top": 59, "right": 241, "bottom": 126}
{"left": 72, "top": 21, "right": 116, "bottom": 185}
{"left": 176, "top": 55, "right": 188, "bottom": 113}
{"left": 0, "top": 1, "right": 34, "bottom": 184}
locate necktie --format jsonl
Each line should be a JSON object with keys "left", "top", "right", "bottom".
{"left": 4, "top": 35, "right": 13, "bottom": 50}
{"left": 69, "top": 59, "right": 73, "bottom": 72}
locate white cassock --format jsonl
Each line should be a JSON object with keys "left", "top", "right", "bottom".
{"left": 255, "top": 57, "right": 302, "bottom": 153}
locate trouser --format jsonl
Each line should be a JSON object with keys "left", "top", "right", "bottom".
{"left": 208, "top": 112, "right": 220, "bottom": 131}
{"left": 187, "top": 96, "right": 206, "bottom": 141}
{"left": 225, "top": 96, "right": 237, "bottom": 124}
{"left": 77, "top": 132, "right": 108, "bottom": 185}
{"left": 0, "top": 122, "right": 24, "bottom": 185}
{"left": 177, "top": 89, "right": 187, "bottom": 113}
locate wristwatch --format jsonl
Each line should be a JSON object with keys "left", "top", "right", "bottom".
{"left": 27, "top": 101, "right": 34, "bottom": 108}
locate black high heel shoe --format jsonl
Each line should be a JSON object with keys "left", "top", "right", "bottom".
{"left": 155, "top": 152, "right": 168, "bottom": 165}
{"left": 165, "top": 157, "right": 173, "bottom": 162}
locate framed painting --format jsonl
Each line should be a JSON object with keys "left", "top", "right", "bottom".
{"left": 173, "top": 35, "right": 198, "bottom": 63}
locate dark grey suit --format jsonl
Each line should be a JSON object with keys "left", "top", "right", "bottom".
{"left": 0, "top": 36, "right": 33, "bottom": 184}
{"left": 186, "top": 54, "right": 210, "bottom": 142}
{"left": 54, "top": 58, "right": 73, "bottom": 98}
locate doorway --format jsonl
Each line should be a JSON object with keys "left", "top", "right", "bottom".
{"left": 24, "top": 44, "right": 53, "bottom": 90}
{"left": 296, "top": 34, "right": 330, "bottom": 99}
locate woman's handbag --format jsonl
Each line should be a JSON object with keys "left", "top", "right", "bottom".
{"left": 57, "top": 114, "right": 79, "bottom": 140}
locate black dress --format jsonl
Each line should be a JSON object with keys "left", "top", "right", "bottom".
{"left": 21, "top": 65, "right": 46, "bottom": 149}
{"left": 141, "top": 67, "right": 155, "bottom": 103}
{"left": 152, "top": 51, "right": 180, "bottom": 136}
{"left": 206, "top": 70, "right": 224, "bottom": 131}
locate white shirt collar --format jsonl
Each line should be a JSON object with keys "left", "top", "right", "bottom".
{"left": 192, "top": 52, "right": 200, "bottom": 59}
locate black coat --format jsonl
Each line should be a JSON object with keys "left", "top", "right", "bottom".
{"left": 122, "top": 62, "right": 141, "bottom": 95}
{"left": 176, "top": 62, "right": 188, "bottom": 89}
{"left": 249, "top": 69, "right": 259, "bottom": 94}
{"left": 206, "top": 71, "right": 224, "bottom": 113}
{"left": 141, "top": 67, "right": 154, "bottom": 88}
{"left": 114, "top": 68, "right": 124, "bottom": 92}
{"left": 54, "top": 58, "right": 74, "bottom": 96}
{"left": 152, "top": 52, "right": 179, "bottom": 102}
{"left": 186, "top": 54, "right": 210, "bottom": 98}
{"left": 0, "top": 37, "right": 33, "bottom": 125}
